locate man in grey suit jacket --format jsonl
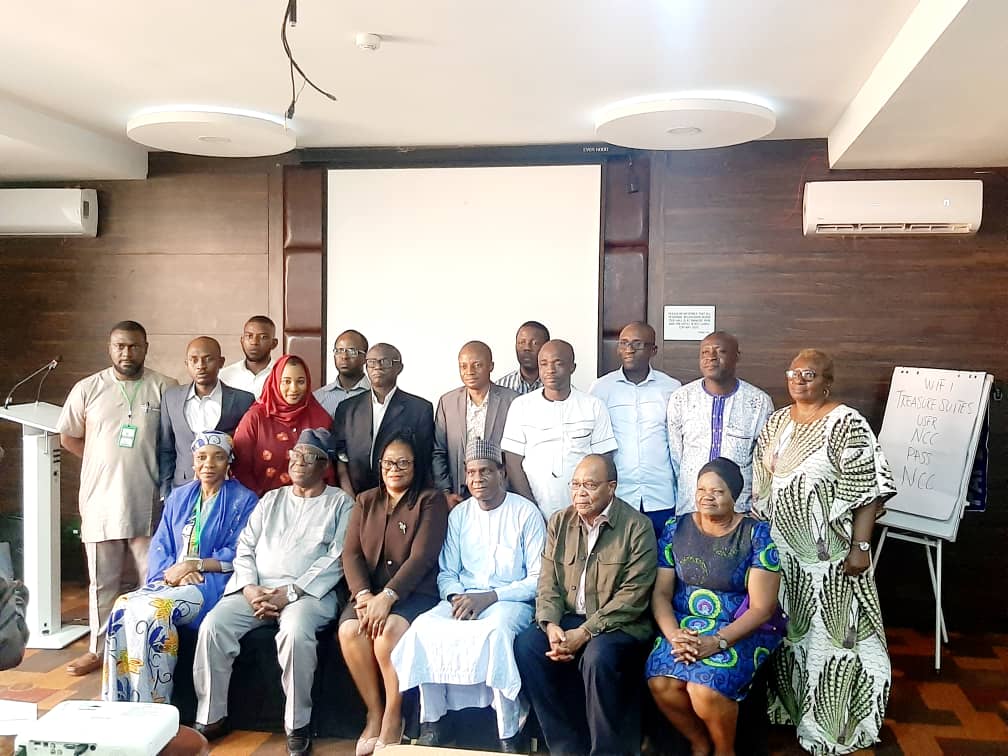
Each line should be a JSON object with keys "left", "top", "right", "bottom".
{"left": 433, "top": 341, "right": 518, "bottom": 507}
{"left": 159, "top": 337, "right": 255, "bottom": 497}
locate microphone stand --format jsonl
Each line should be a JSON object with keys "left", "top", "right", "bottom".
{"left": 3, "top": 359, "right": 59, "bottom": 409}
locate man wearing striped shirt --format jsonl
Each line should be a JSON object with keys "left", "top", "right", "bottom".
{"left": 495, "top": 321, "right": 550, "bottom": 395}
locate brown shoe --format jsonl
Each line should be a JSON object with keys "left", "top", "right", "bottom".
{"left": 66, "top": 652, "right": 101, "bottom": 676}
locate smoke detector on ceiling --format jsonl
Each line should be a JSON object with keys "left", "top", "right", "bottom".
{"left": 356, "top": 32, "right": 382, "bottom": 51}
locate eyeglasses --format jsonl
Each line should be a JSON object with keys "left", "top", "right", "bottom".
{"left": 785, "top": 368, "right": 818, "bottom": 382}
{"left": 365, "top": 358, "right": 402, "bottom": 369}
{"left": 334, "top": 347, "right": 364, "bottom": 357}
{"left": 288, "top": 449, "right": 322, "bottom": 464}
{"left": 380, "top": 458, "right": 414, "bottom": 471}
{"left": 570, "top": 479, "right": 605, "bottom": 492}
{"left": 617, "top": 339, "right": 653, "bottom": 351}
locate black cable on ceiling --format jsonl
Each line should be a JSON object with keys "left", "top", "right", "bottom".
{"left": 281, "top": 0, "right": 337, "bottom": 121}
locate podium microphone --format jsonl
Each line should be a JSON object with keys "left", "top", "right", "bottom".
{"left": 3, "top": 356, "right": 61, "bottom": 409}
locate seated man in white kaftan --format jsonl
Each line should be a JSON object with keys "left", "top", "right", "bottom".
{"left": 192, "top": 428, "right": 354, "bottom": 756}
{"left": 392, "top": 439, "right": 546, "bottom": 752}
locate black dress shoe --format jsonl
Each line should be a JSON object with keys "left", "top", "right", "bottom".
{"left": 287, "top": 724, "right": 312, "bottom": 755}
{"left": 499, "top": 734, "right": 524, "bottom": 753}
{"left": 194, "top": 717, "right": 231, "bottom": 741}
{"left": 416, "top": 720, "right": 444, "bottom": 747}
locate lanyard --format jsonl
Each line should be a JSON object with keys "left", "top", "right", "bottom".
{"left": 117, "top": 378, "right": 144, "bottom": 420}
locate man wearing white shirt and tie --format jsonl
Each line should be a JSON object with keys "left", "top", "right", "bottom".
{"left": 590, "top": 322, "right": 681, "bottom": 535}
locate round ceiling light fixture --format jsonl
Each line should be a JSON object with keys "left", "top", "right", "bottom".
{"left": 126, "top": 107, "right": 296, "bottom": 157}
{"left": 595, "top": 95, "right": 776, "bottom": 150}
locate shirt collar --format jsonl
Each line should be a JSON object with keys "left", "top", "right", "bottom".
{"left": 579, "top": 497, "right": 615, "bottom": 531}
{"left": 323, "top": 374, "right": 370, "bottom": 393}
{"left": 186, "top": 381, "right": 222, "bottom": 402}
{"left": 701, "top": 377, "right": 740, "bottom": 398}
{"left": 372, "top": 385, "right": 397, "bottom": 407}
{"left": 466, "top": 388, "right": 490, "bottom": 408}
{"left": 617, "top": 367, "right": 655, "bottom": 385}
{"left": 244, "top": 357, "right": 276, "bottom": 378}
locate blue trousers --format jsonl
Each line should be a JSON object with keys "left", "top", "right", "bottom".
{"left": 514, "top": 615, "right": 647, "bottom": 756}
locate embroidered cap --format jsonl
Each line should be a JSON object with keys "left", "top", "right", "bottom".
{"left": 297, "top": 427, "right": 338, "bottom": 463}
{"left": 464, "top": 438, "right": 502, "bottom": 465}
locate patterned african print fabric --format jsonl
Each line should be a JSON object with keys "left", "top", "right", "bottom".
{"left": 645, "top": 514, "right": 783, "bottom": 701}
{"left": 752, "top": 404, "right": 896, "bottom": 756}
{"left": 101, "top": 583, "right": 203, "bottom": 703}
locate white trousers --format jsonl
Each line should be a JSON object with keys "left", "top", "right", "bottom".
{"left": 193, "top": 591, "right": 338, "bottom": 732}
{"left": 393, "top": 599, "right": 533, "bottom": 738}
{"left": 84, "top": 537, "right": 151, "bottom": 654}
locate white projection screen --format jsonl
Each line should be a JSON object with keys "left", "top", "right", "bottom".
{"left": 325, "top": 165, "right": 602, "bottom": 405}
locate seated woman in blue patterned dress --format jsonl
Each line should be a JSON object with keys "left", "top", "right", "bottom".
{"left": 101, "top": 431, "right": 258, "bottom": 704}
{"left": 647, "top": 457, "right": 784, "bottom": 756}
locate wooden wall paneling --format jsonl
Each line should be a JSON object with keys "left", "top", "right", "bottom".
{"left": 647, "top": 139, "right": 1008, "bottom": 630}
{"left": 282, "top": 167, "right": 324, "bottom": 385}
{"left": 599, "top": 155, "right": 650, "bottom": 375}
{"left": 0, "top": 156, "right": 274, "bottom": 582}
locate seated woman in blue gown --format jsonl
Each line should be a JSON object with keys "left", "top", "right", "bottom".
{"left": 647, "top": 457, "right": 784, "bottom": 756}
{"left": 101, "top": 431, "right": 258, "bottom": 703}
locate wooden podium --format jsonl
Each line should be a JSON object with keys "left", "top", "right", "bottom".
{"left": 0, "top": 402, "right": 88, "bottom": 648}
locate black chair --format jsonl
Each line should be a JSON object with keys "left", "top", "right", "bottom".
{"left": 171, "top": 622, "right": 368, "bottom": 737}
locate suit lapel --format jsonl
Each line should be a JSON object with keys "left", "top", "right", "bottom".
{"left": 180, "top": 382, "right": 195, "bottom": 433}
{"left": 217, "top": 385, "right": 234, "bottom": 430}
{"left": 373, "top": 391, "right": 406, "bottom": 465}
{"left": 486, "top": 386, "right": 503, "bottom": 432}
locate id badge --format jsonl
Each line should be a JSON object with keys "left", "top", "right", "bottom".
{"left": 117, "top": 424, "right": 138, "bottom": 448}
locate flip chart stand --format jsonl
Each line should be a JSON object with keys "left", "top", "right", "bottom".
{"left": 873, "top": 525, "right": 948, "bottom": 672}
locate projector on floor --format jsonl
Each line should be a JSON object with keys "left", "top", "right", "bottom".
{"left": 15, "top": 700, "right": 179, "bottom": 756}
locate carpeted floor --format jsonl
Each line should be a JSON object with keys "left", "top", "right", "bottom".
{"left": 2, "top": 584, "right": 1007, "bottom": 755}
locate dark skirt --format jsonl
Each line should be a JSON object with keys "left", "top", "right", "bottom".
{"left": 338, "top": 590, "right": 439, "bottom": 626}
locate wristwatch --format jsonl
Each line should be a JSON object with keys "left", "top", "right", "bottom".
{"left": 286, "top": 585, "right": 299, "bottom": 603}
{"left": 714, "top": 632, "right": 729, "bottom": 651}
{"left": 853, "top": 540, "right": 871, "bottom": 552}
{"left": 384, "top": 588, "right": 399, "bottom": 602}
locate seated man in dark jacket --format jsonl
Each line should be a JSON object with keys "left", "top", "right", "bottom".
{"left": 0, "top": 576, "right": 29, "bottom": 670}
{"left": 514, "top": 454, "right": 658, "bottom": 756}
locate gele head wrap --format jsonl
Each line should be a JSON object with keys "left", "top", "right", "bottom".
{"left": 697, "top": 456, "right": 744, "bottom": 502}
{"left": 190, "top": 431, "right": 234, "bottom": 462}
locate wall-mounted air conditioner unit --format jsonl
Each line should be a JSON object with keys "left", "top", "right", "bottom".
{"left": 803, "top": 179, "right": 982, "bottom": 236}
{"left": 0, "top": 188, "right": 98, "bottom": 237}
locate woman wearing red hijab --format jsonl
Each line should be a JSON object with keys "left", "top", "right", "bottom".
{"left": 231, "top": 355, "right": 335, "bottom": 496}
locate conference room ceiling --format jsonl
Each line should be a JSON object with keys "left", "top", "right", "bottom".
{"left": 0, "top": 1, "right": 1004, "bottom": 180}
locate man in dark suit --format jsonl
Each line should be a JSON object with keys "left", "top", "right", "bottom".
{"left": 159, "top": 337, "right": 255, "bottom": 498}
{"left": 433, "top": 341, "right": 517, "bottom": 507}
{"left": 330, "top": 342, "right": 435, "bottom": 497}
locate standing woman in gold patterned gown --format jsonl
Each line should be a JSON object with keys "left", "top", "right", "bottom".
{"left": 752, "top": 349, "right": 896, "bottom": 755}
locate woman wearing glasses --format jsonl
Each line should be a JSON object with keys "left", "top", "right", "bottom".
{"left": 231, "top": 354, "right": 335, "bottom": 496}
{"left": 752, "top": 349, "right": 896, "bottom": 755}
{"left": 338, "top": 431, "right": 449, "bottom": 755}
